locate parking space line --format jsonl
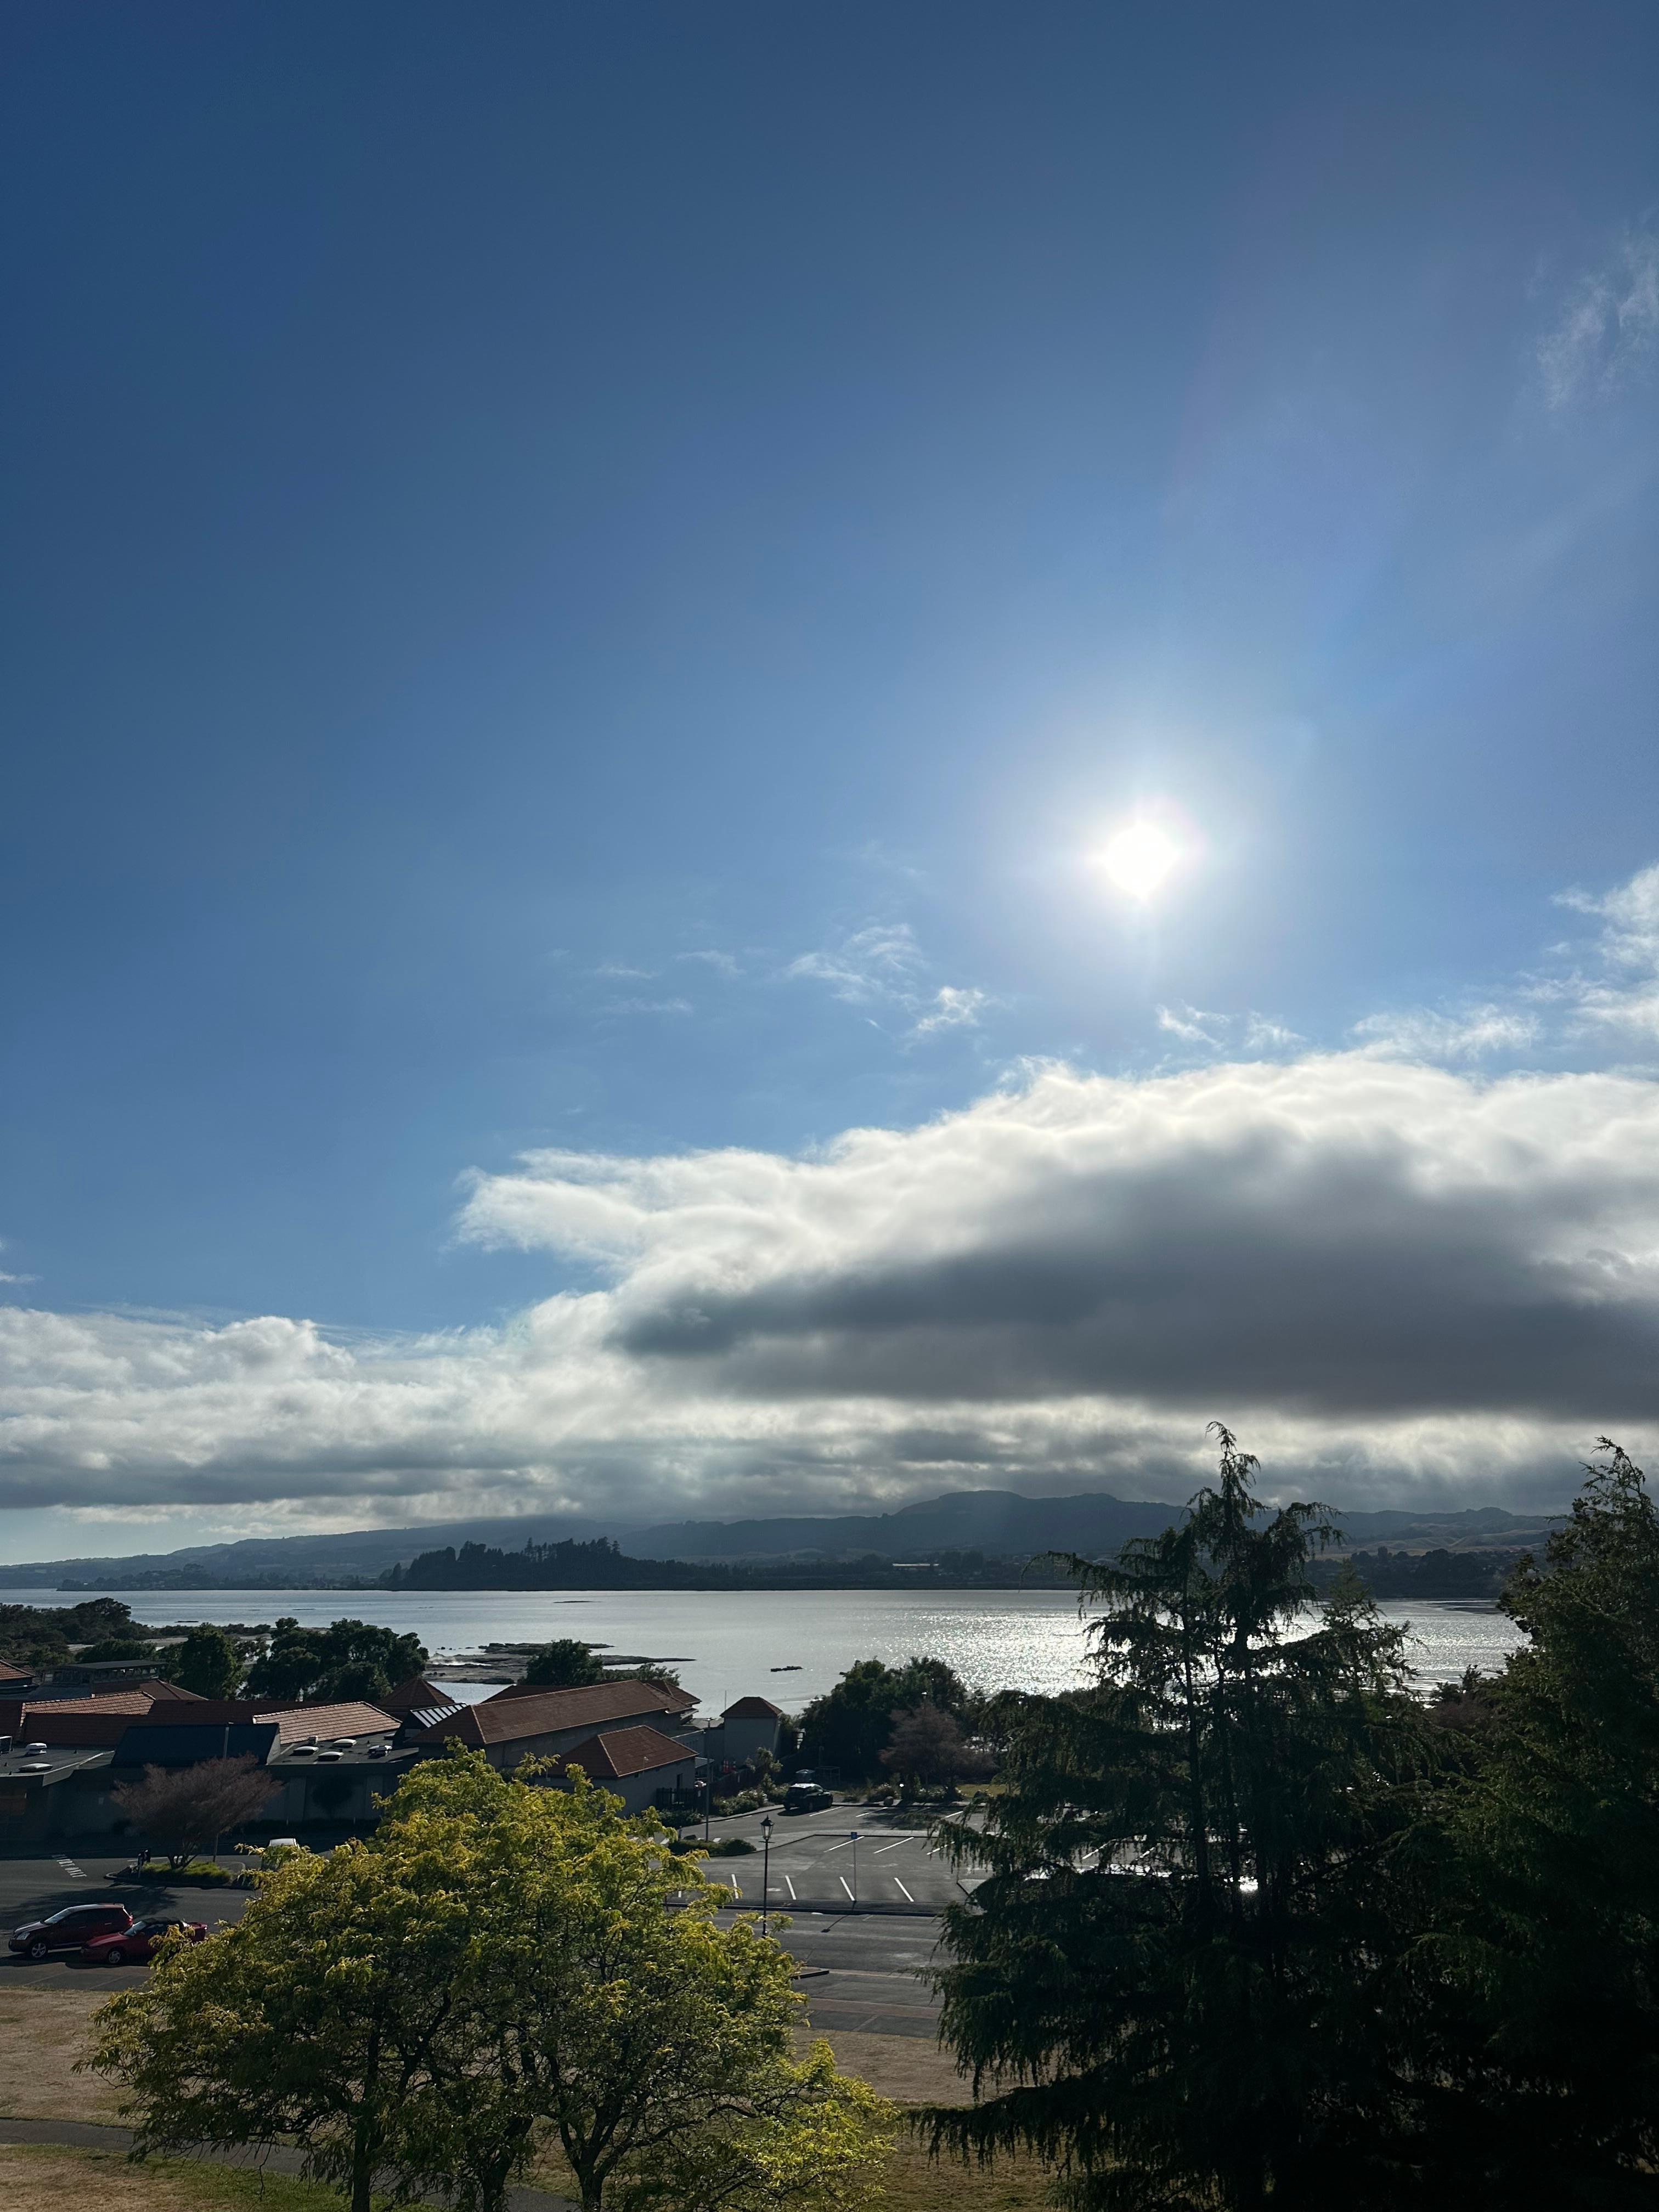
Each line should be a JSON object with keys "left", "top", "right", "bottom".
{"left": 894, "top": 1877, "right": 915, "bottom": 1902}
{"left": 783, "top": 1876, "right": 797, "bottom": 1900}
{"left": 873, "top": 1839, "right": 912, "bottom": 1854}
{"left": 839, "top": 1876, "right": 855, "bottom": 1902}
{"left": 825, "top": 1839, "right": 854, "bottom": 1853}
{"left": 729, "top": 1877, "right": 741, "bottom": 1897}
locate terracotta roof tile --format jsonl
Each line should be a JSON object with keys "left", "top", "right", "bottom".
{"left": 723, "top": 1696, "right": 785, "bottom": 1720}
{"left": 557, "top": 1725, "right": 697, "bottom": 1781}
{"left": 410, "top": 1678, "right": 696, "bottom": 1748}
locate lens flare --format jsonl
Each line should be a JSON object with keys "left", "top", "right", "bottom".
{"left": 1097, "top": 822, "right": 1182, "bottom": 900}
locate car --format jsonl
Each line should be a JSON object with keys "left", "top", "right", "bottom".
{"left": 782, "top": 1782, "right": 834, "bottom": 1815}
{"left": 9, "top": 1903, "right": 132, "bottom": 1960}
{"left": 80, "top": 1916, "right": 207, "bottom": 1967}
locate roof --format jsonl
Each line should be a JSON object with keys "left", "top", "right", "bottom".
{"left": 0, "top": 1660, "right": 32, "bottom": 1684}
{"left": 488, "top": 1673, "right": 698, "bottom": 1709}
{"left": 409, "top": 1678, "right": 696, "bottom": 1748}
{"left": 377, "top": 1675, "right": 449, "bottom": 1714}
{"left": 120, "top": 1699, "right": 397, "bottom": 1742}
{"left": 723, "top": 1696, "right": 785, "bottom": 1720}
{"left": 558, "top": 1725, "right": 695, "bottom": 1781}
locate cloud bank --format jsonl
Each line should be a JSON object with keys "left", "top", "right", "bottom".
{"left": 8, "top": 865, "right": 1659, "bottom": 1530}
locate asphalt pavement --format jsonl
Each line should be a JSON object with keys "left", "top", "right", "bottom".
{"left": 0, "top": 1808, "right": 963, "bottom": 2036}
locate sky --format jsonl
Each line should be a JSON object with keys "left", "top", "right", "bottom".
{"left": 4, "top": 3, "right": 1659, "bottom": 1560}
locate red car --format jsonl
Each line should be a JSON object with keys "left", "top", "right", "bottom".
{"left": 80, "top": 1915, "right": 207, "bottom": 1967}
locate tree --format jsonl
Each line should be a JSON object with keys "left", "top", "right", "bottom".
{"left": 522, "top": 1637, "right": 606, "bottom": 1687}
{"left": 1420, "top": 1440, "right": 1659, "bottom": 2199}
{"left": 79, "top": 1637, "right": 159, "bottom": 1663}
{"left": 880, "top": 1701, "right": 968, "bottom": 1792}
{"left": 798, "top": 1656, "right": 971, "bottom": 1779}
{"left": 92, "top": 1751, "right": 892, "bottom": 2212}
{"left": 243, "top": 1618, "right": 427, "bottom": 1706}
{"left": 89, "top": 1827, "right": 475, "bottom": 2212}
{"left": 167, "top": 1623, "right": 243, "bottom": 1700}
{"left": 111, "top": 1757, "right": 283, "bottom": 1869}
{"left": 623, "top": 1658, "right": 684, "bottom": 1692}
{"left": 926, "top": 1427, "right": 1422, "bottom": 2212}
{"left": 382, "top": 1754, "right": 894, "bottom": 2212}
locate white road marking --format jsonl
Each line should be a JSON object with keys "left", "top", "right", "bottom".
{"left": 873, "top": 1839, "right": 912, "bottom": 1854}
{"left": 783, "top": 1876, "right": 797, "bottom": 1900}
{"left": 839, "top": 1876, "right": 855, "bottom": 1901}
{"left": 729, "top": 1877, "right": 741, "bottom": 1897}
{"left": 57, "top": 1860, "right": 84, "bottom": 1880}
{"left": 825, "top": 1839, "right": 854, "bottom": 1853}
{"left": 894, "top": 1877, "right": 915, "bottom": 1902}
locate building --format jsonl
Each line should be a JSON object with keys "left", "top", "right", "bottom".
{"left": 400, "top": 1677, "right": 697, "bottom": 1770}
{"left": 720, "top": 1696, "right": 787, "bottom": 1769}
{"left": 554, "top": 1725, "right": 697, "bottom": 1813}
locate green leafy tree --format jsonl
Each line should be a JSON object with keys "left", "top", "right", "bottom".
{"left": 798, "top": 1656, "right": 970, "bottom": 1779}
{"left": 1423, "top": 1440, "right": 1659, "bottom": 2199}
{"left": 89, "top": 1827, "right": 475, "bottom": 2212}
{"left": 92, "top": 1751, "right": 891, "bottom": 2212}
{"left": 78, "top": 1637, "right": 159, "bottom": 1663}
{"left": 522, "top": 1637, "right": 606, "bottom": 1687}
{"left": 243, "top": 1618, "right": 427, "bottom": 1706}
{"left": 384, "top": 1754, "right": 893, "bottom": 2212}
{"left": 167, "top": 1623, "right": 244, "bottom": 1699}
{"left": 926, "top": 1427, "right": 1422, "bottom": 2212}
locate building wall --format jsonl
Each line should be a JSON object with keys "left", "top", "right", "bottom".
{"left": 721, "top": 1713, "right": 783, "bottom": 1768}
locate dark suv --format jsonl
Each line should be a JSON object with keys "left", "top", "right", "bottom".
{"left": 9, "top": 1903, "right": 132, "bottom": 1960}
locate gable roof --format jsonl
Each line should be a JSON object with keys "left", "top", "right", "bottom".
{"left": 0, "top": 1660, "right": 32, "bottom": 1684}
{"left": 488, "top": 1673, "right": 698, "bottom": 1709}
{"left": 120, "top": 1698, "right": 396, "bottom": 1742}
{"left": 409, "top": 1678, "right": 696, "bottom": 1748}
{"left": 377, "top": 1675, "right": 450, "bottom": 1715}
{"left": 723, "top": 1696, "right": 784, "bottom": 1720}
{"left": 558, "top": 1725, "right": 695, "bottom": 1781}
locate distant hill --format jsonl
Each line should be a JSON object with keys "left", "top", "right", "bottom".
{"left": 0, "top": 1487, "right": 1565, "bottom": 1591}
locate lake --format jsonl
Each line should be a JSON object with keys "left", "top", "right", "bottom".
{"left": 0, "top": 1585, "right": 1522, "bottom": 1711}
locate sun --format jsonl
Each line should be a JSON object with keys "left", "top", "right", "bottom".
{"left": 1097, "top": 821, "right": 1183, "bottom": 900}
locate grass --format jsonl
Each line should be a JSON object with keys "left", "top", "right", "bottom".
{"left": 129, "top": 1859, "right": 233, "bottom": 1884}
{"left": 0, "top": 2145, "right": 344, "bottom": 2212}
{"left": 2, "top": 1976, "right": 1063, "bottom": 2212}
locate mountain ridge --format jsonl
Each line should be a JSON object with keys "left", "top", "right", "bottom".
{"left": 0, "top": 1488, "right": 1567, "bottom": 1588}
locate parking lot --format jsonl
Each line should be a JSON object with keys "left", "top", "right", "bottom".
{"left": 0, "top": 1810, "right": 968, "bottom": 2036}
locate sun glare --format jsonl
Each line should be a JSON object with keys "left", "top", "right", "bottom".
{"left": 1097, "top": 821, "right": 1182, "bottom": 900}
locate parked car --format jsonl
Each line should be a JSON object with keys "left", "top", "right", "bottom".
{"left": 81, "top": 1915, "right": 207, "bottom": 1967}
{"left": 9, "top": 1903, "right": 133, "bottom": 1960}
{"left": 782, "top": 1781, "right": 834, "bottom": 1814}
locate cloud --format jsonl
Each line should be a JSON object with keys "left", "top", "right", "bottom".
{"left": 15, "top": 866, "right": 1659, "bottom": 1530}
{"left": 786, "top": 924, "right": 928, "bottom": 1005}
{"left": 1352, "top": 1005, "right": 1542, "bottom": 1062}
{"left": 1538, "top": 228, "right": 1659, "bottom": 408}
{"left": 787, "top": 922, "right": 993, "bottom": 1043}
{"left": 911, "top": 986, "right": 991, "bottom": 1038}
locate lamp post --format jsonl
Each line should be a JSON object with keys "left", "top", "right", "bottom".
{"left": 760, "top": 1813, "right": 772, "bottom": 1936}
{"left": 850, "top": 1829, "right": 859, "bottom": 1910}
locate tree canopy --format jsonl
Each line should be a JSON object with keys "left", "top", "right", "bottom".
{"left": 522, "top": 1637, "right": 606, "bottom": 1688}
{"left": 242, "top": 1617, "right": 427, "bottom": 1706}
{"left": 92, "top": 1751, "right": 892, "bottom": 2212}
{"left": 927, "top": 1427, "right": 1423, "bottom": 2211}
{"left": 112, "top": 1756, "right": 283, "bottom": 1869}
{"left": 798, "top": 1656, "right": 972, "bottom": 1779}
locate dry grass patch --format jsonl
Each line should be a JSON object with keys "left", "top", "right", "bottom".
{"left": 0, "top": 2145, "right": 341, "bottom": 2212}
{"left": 792, "top": 2024, "right": 972, "bottom": 2105}
{"left": 0, "top": 1987, "right": 123, "bottom": 2123}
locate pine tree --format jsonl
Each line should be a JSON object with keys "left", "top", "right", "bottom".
{"left": 927, "top": 1426, "right": 1422, "bottom": 2212}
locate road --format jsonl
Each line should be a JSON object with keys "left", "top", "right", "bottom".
{"left": 0, "top": 1828, "right": 958, "bottom": 2038}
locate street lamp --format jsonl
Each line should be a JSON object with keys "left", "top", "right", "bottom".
{"left": 760, "top": 1813, "right": 772, "bottom": 1936}
{"left": 850, "top": 1829, "right": 859, "bottom": 1911}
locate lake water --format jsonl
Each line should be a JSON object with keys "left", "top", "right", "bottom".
{"left": 0, "top": 1585, "right": 1522, "bottom": 1711}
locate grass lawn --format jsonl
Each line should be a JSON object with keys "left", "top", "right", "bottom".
{"left": 0, "top": 2145, "right": 343, "bottom": 2211}
{"left": 1, "top": 1980, "right": 1063, "bottom": 2211}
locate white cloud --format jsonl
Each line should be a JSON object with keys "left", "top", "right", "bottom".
{"left": 786, "top": 924, "right": 928, "bottom": 1005}
{"left": 1538, "top": 228, "right": 1659, "bottom": 408}
{"left": 912, "top": 986, "right": 991, "bottom": 1037}
{"left": 1352, "top": 1005, "right": 1542, "bottom": 1062}
{"left": 15, "top": 866, "right": 1659, "bottom": 1531}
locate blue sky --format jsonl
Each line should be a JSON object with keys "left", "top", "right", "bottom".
{"left": 4, "top": 4, "right": 1659, "bottom": 1558}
